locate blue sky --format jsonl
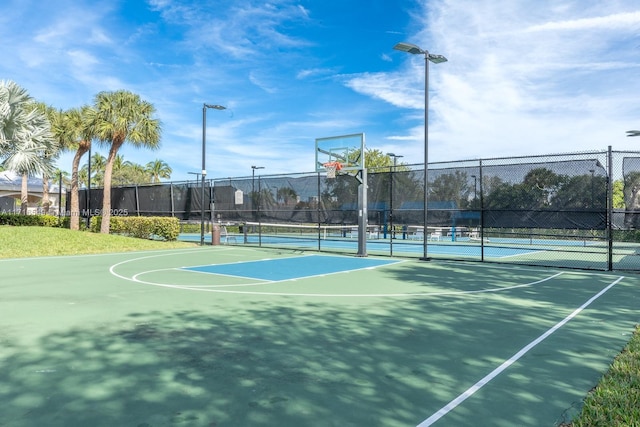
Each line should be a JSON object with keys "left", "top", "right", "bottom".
{"left": 1, "top": 0, "right": 639, "bottom": 181}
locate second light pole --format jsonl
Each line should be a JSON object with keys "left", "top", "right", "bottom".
{"left": 201, "top": 103, "right": 226, "bottom": 245}
{"left": 394, "top": 42, "right": 447, "bottom": 260}
{"left": 251, "top": 165, "right": 265, "bottom": 220}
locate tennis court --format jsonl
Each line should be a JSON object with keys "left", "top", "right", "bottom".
{"left": 179, "top": 223, "right": 625, "bottom": 272}
{"left": 1, "top": 246, "right": 638, "bottom": 426}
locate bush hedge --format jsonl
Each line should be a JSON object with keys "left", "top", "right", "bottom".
{"left": 0, "top": 213, "right": 61, "bottom": 227}
{"left": 89, "top": 216, "right": 180, "bottom": 241}
{"left": 0, "top": 213, "right": 180, "bottom": 241}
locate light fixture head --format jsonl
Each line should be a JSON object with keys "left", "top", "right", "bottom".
{"left": 427, "top": 54, "right": 448, "bottom": 64}
{"left": 204, "top": 103, "right": 226, "bottom": 110}
{"left": 627, "top": 130, "right": 640, "bottom": 137}
{"left": 393, "top": 42, "right": 423, "bottom": 55}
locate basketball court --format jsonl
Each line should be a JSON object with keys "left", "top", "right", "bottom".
{"left": 1, "top": 245, "right": 638, "bottom": 426}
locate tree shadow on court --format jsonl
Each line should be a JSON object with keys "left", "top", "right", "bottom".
{"left": 0, "top": 263, "right": 637, "bottom": 427}
{"left": 385, "top": 262, "right": 639, "bottom": 426}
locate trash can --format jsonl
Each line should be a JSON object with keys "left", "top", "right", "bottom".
{"left": 211, "top": 225, "right": 221, "bottom": 245}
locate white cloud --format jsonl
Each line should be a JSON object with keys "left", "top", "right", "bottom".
{"left": 525, "top": 10, "right": 640, "bottom": 32}
{"left": 344, "top": 0, "right": 640, "bottom": 161}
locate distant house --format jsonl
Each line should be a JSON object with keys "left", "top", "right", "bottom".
{"left": 0, "top": 170, "right": 63, "bottom": 214}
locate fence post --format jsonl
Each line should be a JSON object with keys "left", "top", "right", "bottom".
{"left": 170, "top": 183, "right": 175, "bottom": 217}
{"left": 135, "top": 185, "right": 140, "bottom": 216}
{"left": 479, "top": 160, "right": 485, "bottom": 261}
{"left": 607, "top": 146, "right": 613, "bottom": 271}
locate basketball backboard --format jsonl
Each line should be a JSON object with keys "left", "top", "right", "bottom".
{"left": 315, "top": 133, "right": 365, "bottom": 173}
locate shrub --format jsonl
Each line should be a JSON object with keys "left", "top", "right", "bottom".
{"left": 90, "top": 216, "right": 180, "bottom": 241}
{"left": 0, "top": 213, "right": 61, "bottom": 227}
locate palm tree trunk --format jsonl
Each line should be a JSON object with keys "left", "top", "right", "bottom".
{"left": 70, "top": 144, "right": 89, "bottom": 231}
{"left": 100, "top": 140, "right": 123, "bottom": 233}
{"left": 20, "top": 173, "right": 28, "bottom": 215}
{"left": 42, "top": 175, "right": 50, "bottom": 214}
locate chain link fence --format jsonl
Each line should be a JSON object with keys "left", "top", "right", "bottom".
{"left": 72, "top": 148, "right": 640, "bottom": 271}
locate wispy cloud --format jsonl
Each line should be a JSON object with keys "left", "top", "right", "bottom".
{"left": 2, "top": 0, "right": 639, "bottom": 180}
{"left": 526, "top": 10, "right": 640, "bottom": 32}
{"left": 149, "top": 0, "right": 312, "bottom": 58}
{"left": 345, "top": 0, "right": 640, "bottom": 161}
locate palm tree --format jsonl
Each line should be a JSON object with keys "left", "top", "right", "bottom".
{"left": 78, "top": 167, "right": 88, "bottom": 188}
{"left": 91, "top": 90, "right": 161, "bottom": 233}
{"left": 89, "top": 152, "right": 106, "bottom": 187}
{"left": 53, "top": 168, "right": 70, "bottom": 215}
{"left": 124, "top": 162, "right": 149, "bottom": 185}
{"left": 0, "top": 81, "right": 57, "bottom": 214}
{"left": 112, "top": 155, "right": 136, "bottom": 186}
{"left": 56, "top": 106, "right": 95, "bottom": 230}
{"left": 146, "top": 159, "right": 172, "bottom": 183}
{"left": 37, "top": 103, "right": 64, "bottom": 214}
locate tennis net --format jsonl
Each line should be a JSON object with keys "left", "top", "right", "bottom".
{"left": 243, "top": 222, "right": 382, "bottom": 242}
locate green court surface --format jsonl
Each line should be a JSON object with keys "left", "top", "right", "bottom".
{"left": 1, "top": 246, "right": 638, "bottom": 427}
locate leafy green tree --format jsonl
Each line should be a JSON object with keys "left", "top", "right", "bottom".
{"left": 551, "top": 173, "right": 605, "bottom": 209}
{"left": 520, "top": 168, "right": 564, "bottom": 208}
{"left": 484, "top": 168, "right": 564, "bottom": 210}
{"left": 91, "top": 90, "right": 161, "bottom": 233}
{"left": 613, "top": 179, "right": 624, "bottom": 209}
{"left": 277, "top": 187, "right": 298, "bottom": 205}
{"left": 430, "top": 170, "right": 472, "bottom": 207}
{"left": 623, "top": 172, "right": 640, "bottom": 228}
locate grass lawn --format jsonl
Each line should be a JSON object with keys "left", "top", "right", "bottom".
{"left": 1, "top": 225, "right": 637, "bottom": 425}
{"left": 0, "top": 225, "right": 196, "bottom": 259}
{"left": 566, "top": 324, "right": 640, "bottom": 426}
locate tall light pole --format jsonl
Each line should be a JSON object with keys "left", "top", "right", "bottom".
{"left": 251, "top": 165, "right": 265, "bottom": 218}
{"left": 394, "top": 42, "right": 447, "bottom": 260}
{"left": 201, "top": 103, "right": 226, "bottom": 245}
{"left": 188, "top": 171, "right": 200, "bottom": 184}
{"left": 251, "top": 166, "right": 264, "bottom": 193}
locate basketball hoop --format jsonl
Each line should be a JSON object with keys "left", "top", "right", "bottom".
{"left": 323, "top": 161, "right": 343, "bottom": 178}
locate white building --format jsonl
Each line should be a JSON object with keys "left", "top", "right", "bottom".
{"left": 0, "top": 170, "right": 64, "bottom": 214}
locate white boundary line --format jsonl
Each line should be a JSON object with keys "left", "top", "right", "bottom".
{"left": 415, "top": 275, "right": 625, "bottom": 427}
{"left": 110, "top": 251, "right": 566, "bottom": 297}
{"left": 128, "top": 273, "right": 563, "bottom": 297}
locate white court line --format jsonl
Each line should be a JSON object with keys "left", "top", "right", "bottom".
{"left": 416, "top": 275, "right": 625, "bottom": 427}
{"left": 115, "top": 262, "right": 564, "bottom": 297}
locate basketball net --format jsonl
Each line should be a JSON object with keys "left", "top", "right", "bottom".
{"left": 323, "top": 161, "right": 343, "bottom": 179}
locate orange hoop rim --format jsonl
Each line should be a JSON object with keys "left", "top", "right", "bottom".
{"left": 322, "top": 161, "right": 343, "bottom": 170}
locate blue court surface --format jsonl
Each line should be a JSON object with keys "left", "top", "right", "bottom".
{"left": 246, "top": 237, "right": 541, "bottom": 258}
{"left": 182, "top": 254, "right": 400, "bottom": 281}
{"left": 179, "top": 233, "right": 560, "bottom": 259}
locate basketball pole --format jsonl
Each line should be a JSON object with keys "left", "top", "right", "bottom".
{"left": 356, "top": 167, "right": 368, "bottom": 257}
